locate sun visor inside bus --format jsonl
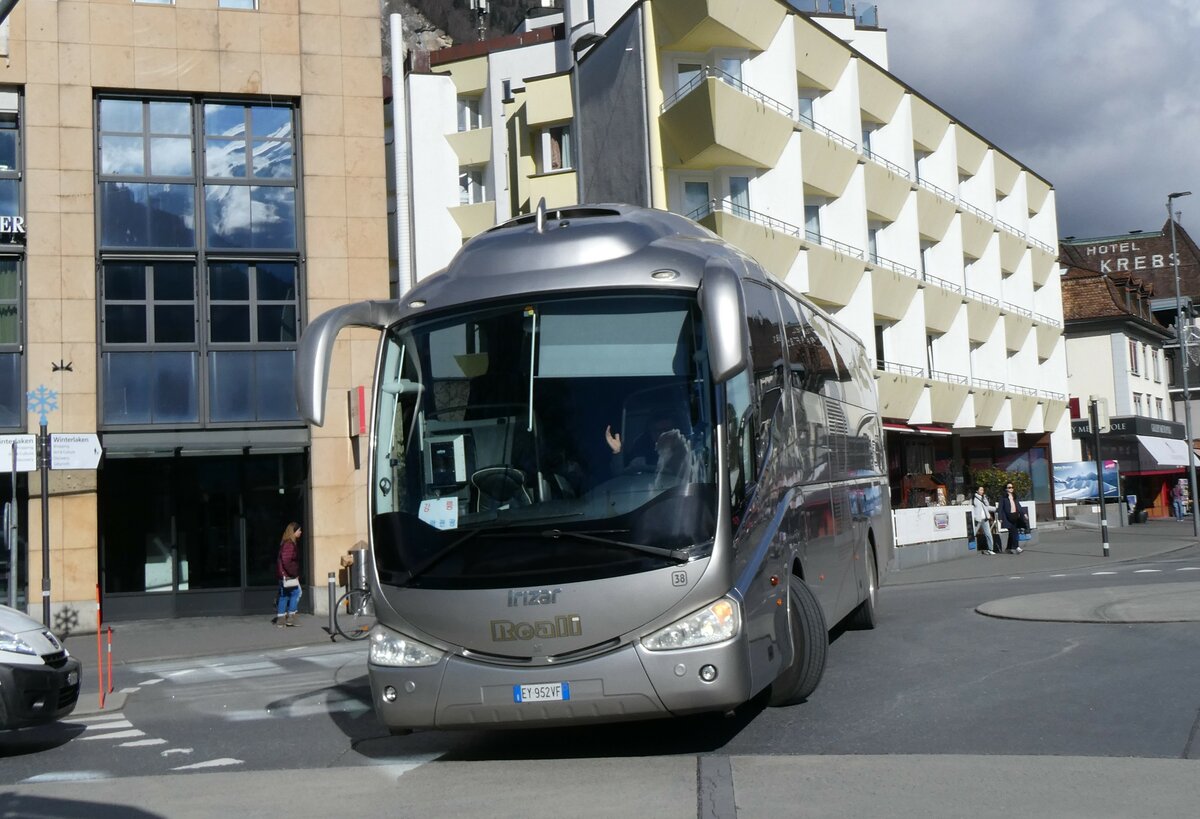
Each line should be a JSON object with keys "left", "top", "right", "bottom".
{"left": 700, "top": 258, "right": 747, "bottom": 383}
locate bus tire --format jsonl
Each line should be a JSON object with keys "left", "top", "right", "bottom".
{"left": 768, "top": 575, "right": 828, "bottom": 707}
{"left": 847, "top": 544, "right": 878, "bottom": 630}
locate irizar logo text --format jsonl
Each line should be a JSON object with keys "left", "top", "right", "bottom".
{"left": 490, "top": 614, "right": 582, "bottom": 641}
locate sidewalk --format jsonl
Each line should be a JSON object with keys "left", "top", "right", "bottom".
{"left": 886, "top": 517, "right": 1200, "bottom": 586}
{"left": 61, "top": 521, "right": 1199, "bottom": 686}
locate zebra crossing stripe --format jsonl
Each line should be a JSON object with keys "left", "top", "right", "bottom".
{"left": 78, "top": 729, "right": 145, "bottom": 741}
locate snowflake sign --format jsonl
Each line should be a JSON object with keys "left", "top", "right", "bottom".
{"left": 27, "top": 384, "right": 59, "bottom": 426}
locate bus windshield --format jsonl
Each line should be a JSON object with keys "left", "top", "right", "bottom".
{"left": 371, "top": 294, "right": 717, "bottom": 589}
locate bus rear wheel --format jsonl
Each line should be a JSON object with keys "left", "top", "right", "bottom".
{"left": 768, "top": 575, "right": 828, "bottom": 707}
{"left": 847, "top": 544, "right": 878, "bottom": 630}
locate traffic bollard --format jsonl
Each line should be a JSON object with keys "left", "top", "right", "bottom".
{"left": 327, "top": 572, "right": 337, "bottom": 640}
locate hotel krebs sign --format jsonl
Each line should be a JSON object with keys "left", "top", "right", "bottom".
{"left": 1071, "top": 414, "right": 1184, "bottom": 440}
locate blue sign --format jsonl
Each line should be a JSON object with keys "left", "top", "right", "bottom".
{"left": 27, "top": 385, "right": 58, "bottom": 426}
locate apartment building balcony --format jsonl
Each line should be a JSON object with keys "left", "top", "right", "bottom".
{"left": 858, "top": 61, "right": 905, "bottom": 126}
{"left": 1034, "top": 314, "right": 1062, "bottom": 359}
{"left": 793, "top": 13, "right": 851, "bottom": 91}
{"left": 916, "top": 181, "right": 956, "bottom": 242}
{"left": 445, "top": 126, "right": 493, "bottom": 168}
{"left": 875, "top": 362, "right": 1059, "bottom": 432}
{"left": 526, "top": 74, "right": 573, "bottom": 126}
{"left": 449, "top": 200, "right": 495, "bottom": 241}
{"left": 875, "top": 361, "right": 926, "bottom": 422}
{"left": 964, "top": 288, "right": 1001, "bottom": 343}
{"left": 1031, "top": 245, "right": 1057, "bottom": 286}
{"left": 655, "top": 0, "right": 785, "bottom": 52}
{"left": 691, "top": 199, "right": 804, "bottom": 278}
{"left": 971, "top": 379, "right": 1007, "bottom": 428}
{"left": 871, "top": 260, "right": 920, "bottom": 322}
{"left": 928, "top": 369, "right": 970, "bottom": 425}
{"left": 1009, "top": 384, "right": 1040, "bottom": 430}
{"left": 922, "top": 272, "right": 963, "bottom": 334}
{"left": 798, "top": 114, "right": 859, "bottom": 197}
{"left": 660, "top": 68, "right": 794, "bottom": 170}
{"left": 959, "top": 203, "right": 994, "bottom": 259}
{"left": 863, "top": 151, "right": 910, "bottom": 222}
{"left": 1001, "top": 303, "right": 1034, "bottom": 351}
{"left": 527, "top": 170, "right": 578, "bottom": 210}
{"left": 997, "top": 226, "right": 1026, "bottom": 274}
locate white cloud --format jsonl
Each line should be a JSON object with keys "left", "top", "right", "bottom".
{"left": 869, "top": 0, "right": 1200, "bottom": 238}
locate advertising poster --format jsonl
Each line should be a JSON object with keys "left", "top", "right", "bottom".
{"left": 1053, "top": 459, "right": 1119, "bottom": 501}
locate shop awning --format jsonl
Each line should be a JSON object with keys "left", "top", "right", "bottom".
{"left": 1134, "top": 435, "right": 1200, "bottom": 469}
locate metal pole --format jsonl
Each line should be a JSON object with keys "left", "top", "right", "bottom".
{"left": 39, "top": 422, "right": 49, "bottom": 626}
{"left": 8, "top": 441, "right": 16, "bottom": 610}
{"left": 327, "top": 571, "right": 337, "bottom": 639}
{"left": 1091, "top": 398, "right": 1109, "bottom": 557}
{"left": 1169, "top": 191, "right": 1198, "bottom": 536}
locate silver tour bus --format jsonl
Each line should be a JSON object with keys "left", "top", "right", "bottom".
{"left": 296, "top": 203, "right": 892, "bottom": 731}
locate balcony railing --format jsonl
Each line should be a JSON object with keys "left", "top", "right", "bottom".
{"left": 1011, "top": 384, "right": 1040, "bottom": 397}
{"left": 796, "top": 112, "right": 857, "bottom": 150}
{"left": 1039, "top": 389, "right": 1066, "bottom": 401}
{"left": 958, "top": 199, "right": 991, "bottom": 221}
{"left": 662, "top": 66, "right": 793, "bottom": 118}
{"left": 1003, "top": 303, "right": 1034, "bottom": 319}
{"left": 922, "top": 272, "right": 962, "bottom": 294}
{"left": 995, "top": 218, "right": 1023, "bottom": 237}
{"left": 1034, "top": 313, "right": 1061, "bottom": 327}
{"left": 930, "top": 369, "right": 969, "bottom": 385}
{"left": 788, "top": 0, "right": 879, "bottom": 26}
{"left": 877, "top": 360, "right": 926, "bottom": 377}
{"left": 862, "top": 147, "right": 911, "bottom": 180}
{"left": 965, "top": 288, "right": 1000, "bottom": 307}
{"left": 869, "top": 251, "right": 918, "bottom": 279}
{"left": 688, "top": 198, "right": 803, "bottom": 238}
{"left": 972, "top": 376, "right": 1005, "bottom": 391}
{"left": 917, "top": 177, "right": 956, "bottom": 201}
{"left": 1030, "top": 237, "right": 1055, "bottom": 254}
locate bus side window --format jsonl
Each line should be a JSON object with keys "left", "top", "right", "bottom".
{"left": 724, "top": 370, "right": 752, "bottom": 513}
{"left": 779, "top": 294, "right": 830, "bottom": 482}
{"left": 743, "top": 282, "right": 787, "bottom": 478}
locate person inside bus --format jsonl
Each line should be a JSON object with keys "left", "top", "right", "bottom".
{"left": 604, "top": 412, "right": 690, "bottom": 482}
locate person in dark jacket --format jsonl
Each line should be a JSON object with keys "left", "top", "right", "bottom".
{"left": 997, "top": 482, "right": 1027, "bottom": 554}
{"left": 275, "top": 522, "right": 302, "bottom": 627}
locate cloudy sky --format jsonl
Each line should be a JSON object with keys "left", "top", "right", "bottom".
{"left": 868, "top": 0, "right": 1200, "bottom": 241}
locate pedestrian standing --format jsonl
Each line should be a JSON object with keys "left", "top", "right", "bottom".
{"left": 276, "top": 522, "right": 302, "bottom": 628}
{"left": 1172, "top": 480, "right": 1185, "bottom": 522}
{"left": 971, "top": 484, "right": 997, "bottom": 555}
{"left": 998, "top": 482, "right": 1028, "bottom": 554}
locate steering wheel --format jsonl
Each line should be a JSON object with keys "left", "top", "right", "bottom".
{"left": 472, "top": 467, "right": 531, "bottom": 510}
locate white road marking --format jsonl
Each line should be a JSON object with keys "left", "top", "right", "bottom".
{"left": 1177, "top": 566, "right": 1200, "bottom": 571}
{"left": 119, "top": 738, "right": 168, "bottom": 747}
{"left": 81, "top": 719, "right": 132, "bottom": 731}
{"left": 1134, "top": 569, "right": 1162, "bottom": 573}
{"left": 160, "top": 748, "right": 193, "bottom": 757}
{"left": 1092, "top": 571, "right": 1118, "bottom": 575}
{"left": 167, "top": 669, "right": 196, "bottom": 678}
{"left": 365, "top": 754, "right": 443, "bottom": 777}
{"left": 1050, "top": 574, "right": 1067, "bottom": 578}
{"left": 78, "top": 729, "right": 145, "bottom": 741}
{"left": 171, "top": 757, "right": 243, "bottom": 771}
{"left": 22, "top": 771, "right": 111, "bottom": 783}
{"left": 69, "top": 713, "right": 126, "bottom": 724}
{"left": 119, "top": 687, "right": 141, "bottom": 694}
{"left": 139, "top": 678, "right": 164, "bottom": 685}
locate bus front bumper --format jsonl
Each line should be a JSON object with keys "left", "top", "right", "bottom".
{"left": 368, "top": 635, "right": 752, "bottom": 730}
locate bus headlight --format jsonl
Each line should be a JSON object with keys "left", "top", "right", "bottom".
{"left": 369, "top": 627, "right": 444, "bottom": 667}
{"left": 641, "top": 598, "right": 740, "bottom": 651}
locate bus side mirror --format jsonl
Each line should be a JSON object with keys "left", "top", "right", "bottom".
{"left": 701, "top": 259, "right": 747, "bottom": 384}
{"left": 295, "top": 300, "right": 403, "bottom": 426}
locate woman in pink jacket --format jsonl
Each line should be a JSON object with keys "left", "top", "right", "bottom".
{"left": 275, "top": 522, "right": 302, "bottom": 627}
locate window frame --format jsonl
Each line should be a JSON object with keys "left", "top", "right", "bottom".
{"left": 96, "top": 94, "right": 305, "bottom": 430}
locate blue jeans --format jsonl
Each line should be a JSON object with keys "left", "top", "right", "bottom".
{"left": 277, "top": 581, "right": 301, "bottom": 616}
{"left": 1174, "top": 499, "right": 1185, "bottom": 520}
{"left": 976, "top": 521, "right": 994, "bottom": 551}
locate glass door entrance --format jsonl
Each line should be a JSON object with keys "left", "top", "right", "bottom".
{"left": 100, "top": 451, "right": 307, "bottom": 619}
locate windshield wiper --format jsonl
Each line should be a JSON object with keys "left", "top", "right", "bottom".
{"left": 538, "top": 529, "right": 691, "bottom": 562}
{"left": 400, "top": 512, "right": 583, "bottom": 585}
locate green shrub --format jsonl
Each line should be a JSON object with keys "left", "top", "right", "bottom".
{"left": 970, "top": 467, "right": 1032, "bottom": 502}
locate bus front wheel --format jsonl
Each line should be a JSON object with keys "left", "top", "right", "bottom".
{"left": 768, "top": 575, "right": 828, "bottom": 707}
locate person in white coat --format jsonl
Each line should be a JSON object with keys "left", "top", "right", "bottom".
{"left": 971, "top": 484, "right": 998, "bottom": 555}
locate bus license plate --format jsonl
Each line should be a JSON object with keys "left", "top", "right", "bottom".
{"left": 514, "top": 682, "right": 570, "bottom": 703}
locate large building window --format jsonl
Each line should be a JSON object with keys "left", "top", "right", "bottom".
{"left": 0, "top": 91, "right": 23, "bottom": 431}
{"left": 97, "top": 96, "right": 302, "bottom": 428}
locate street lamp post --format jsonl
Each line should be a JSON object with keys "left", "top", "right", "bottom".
{"left": 1168, "top": 190, "right": 1198, "bottom": 536}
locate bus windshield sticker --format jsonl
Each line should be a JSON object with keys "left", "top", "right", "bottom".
{"left": 419, "top": 497, "right": 459, "bottom": 530}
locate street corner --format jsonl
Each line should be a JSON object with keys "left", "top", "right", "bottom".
{"left": 976, "top": 581, "right": 1200, "bottom": 623}
{"left": 69, "top": 690, "right": 128, "bottom": 719}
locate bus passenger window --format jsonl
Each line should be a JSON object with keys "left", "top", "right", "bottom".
{"left": 743, "top": 282, "right": 787, "bottom": 477}
{"left": 724, "top": 370, "right": 752, "bottom": 512}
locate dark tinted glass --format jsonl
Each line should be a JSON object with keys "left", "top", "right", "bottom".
{"left": 257, "top": 305, "right": 296, "bottom": 342}
{"left": 0, "top": 352, "right": 19, "bottom": 427}
{"left": 209, "top": 262, "right": 250, "bottom": 300}
{"left": 256, "top": 262, "right": 295, "bottom": 300}
{"left": 104, "top": 262, "right": 146, "bottom": 300}
{"left": 104, "top": 305, "right": 147, "bottom": 343}
{"left": 154, "top": 305, "right": 194, "bottom": 343}
{"left": 101, "top": 182, "right": 195, "bottom": 248}
{"left": 211, "top": 305, "right": 250, "bottom": 342}
{"left": 153, "top": 262, "right": 194, "bottom": 301}
{"left": 0, "top": 125, "right": 18, "bottom": 171}
{"left": 0, "top": 179, "right": 17, "bottom": 215}
{"left": 205, "top": 186, "right": 296, "bottom": 249}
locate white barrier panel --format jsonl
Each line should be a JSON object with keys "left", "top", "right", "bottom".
{"left": 893, "top": 501, "right": 1037, "bottom": 547}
